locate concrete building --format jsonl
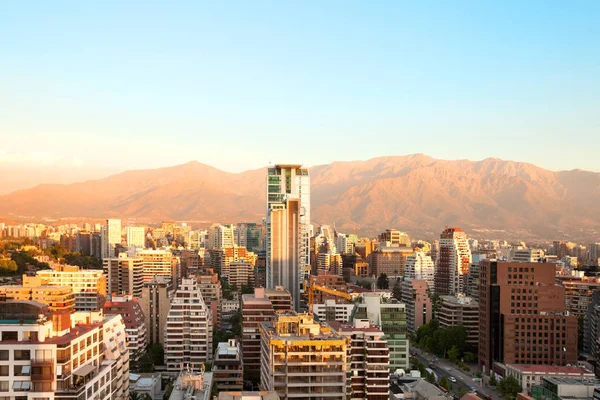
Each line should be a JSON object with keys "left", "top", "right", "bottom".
{"left": 126, "top": 226, "right": 146, "bottom": 248}
{"left": 140, "top": 275, "right": 172, "bottom": 345}
{"left": 478, "top": 261, "right": 578, "bottom": 375}
{"left": 531, "top": 376, "right": 600, "bottom": 400}
{"left": 353, "top": 293, "right": 409, "bottom": 371}
{"left": 103, "top": 253, "right": 144, "bottom": 298}
{"left": 505, "top": 364, "right": 594, "bottom": 394}
{"left": 36, "top": 265, "right": 106, "bottom": 311}
{"left": 136, "top": 249, "right": 178, "bottom": 284}
{"left": 102, "top": 218, "right": 122, "bottom": 259}
{"left": 512, "top": 248, "right": 545, "bottom": 263}
{"left": 260, "top": 311, "right": 346, "bottom": 400}
{"left": 104, "top": 294, "right": 148, "bottom": 363}
{"left": 404, "top": 252, "right": 435, "bottom": 291}
{"left": 266, "top": 164, "right": 311, "bottom": 310}
{"left": 165, "top": 278, "right": 213, "bottom": 372}
{"left": 561, "top": 277, "right": 600, "bottom": 318}
{"left": 197, "top": 270, "right": 222, "bottom": 328}
{"left": 466, "top": 262, "right": 480, "bottom": 301}
{"left": 241, "top": 287, "right": 292, "bottom": 383}
{"left": 223, "top": 261, "right": 254, "bottom": 292}
{"left": 169, "top": 368, "right": 213, "bottom": 400}
{"left": 435, "top": 228, "right": 472, "bottom": 296}
{"left": 438, "top": 294, "right": 479, "bottom": 348}
{"left": 313, "top": 299, "right": 355, "bottom": 322}
{"left": 378, "top": 229, "right": 411, "bottom": 247}
{"left": 330, "top": 319, "right": 390, "bottom": 400}
{"left": 0, "top": 301, "right": 129, "bottom": 400}
{"left": 317, "top": 252, "right": 343, "bottom": 276}
{"left": 369, "top": 247, "right": 414, "bottom": 280}
{"left": 209, "top": 224, "right": 235, "bottom": 250}
{"left": 218, "top": 392, "right": 280, "bottom": 400}
{"left": 401, "top": 280, "right": 432, "bottom": 333}
{"left": 213, "top": 339, "right": 243, "bottom": 393}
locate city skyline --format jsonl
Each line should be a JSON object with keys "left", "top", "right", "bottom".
{"left": 1, "top": 2, "right": 600, "bottom": 177}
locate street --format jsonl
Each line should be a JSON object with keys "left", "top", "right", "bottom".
{"left": 411, "top": 348, "right": 500, "bottom": 400}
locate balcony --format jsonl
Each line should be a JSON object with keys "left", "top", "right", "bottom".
{"left": 31, "top": 359, "right": 54, "bottom": 366}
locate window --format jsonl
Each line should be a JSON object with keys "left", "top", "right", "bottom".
{"left": 0, "top": 366, "right": 7, "bottom": 376}
{"left": 0, "top": 351, "right": 7, "bottom": 361}
{"left": 14, "top": 350, "right": 30, "bottom": 360}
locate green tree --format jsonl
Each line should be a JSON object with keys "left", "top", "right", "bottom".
{"left": 392, "top": 278, "right": 402, "bottom": 300}
{"left": 439, "top": 376, "right": 449, "bottom": 390}
{"left": 148, "top": 343, "right": 164, "bottom": 366}
{"left": 498, "top": 376, "right": 522, "bottom": 400}
{"left": 458, "top": 387, "right": 468, "bottom": 397}
{"left": 464, "top": 351, "right": 477, "bottom": 363}
{"left": 376, "top": 273, "right": 389, "bottom": 290}
{"left": 128, "top": 392, "right": 140, "bottom": 400}
{"left": 448, "top": 345, "right": 460, "bottom": 363}
{"left": 0, "top": 259, "right": 18, "bottom": 274}
{"left": 489, "top": 373, "right": 497, "bottom": 386}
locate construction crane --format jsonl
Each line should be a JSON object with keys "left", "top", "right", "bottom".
{"left": 306, "top": 281, "right": 353, "bottom": 314}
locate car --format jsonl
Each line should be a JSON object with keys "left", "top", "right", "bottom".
{"left": 448, "top": 376, "right": 457, "bottom": 383}
{"left": 470, "top": 387, "right": 477, "bottom": 393}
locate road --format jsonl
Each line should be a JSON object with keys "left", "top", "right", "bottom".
{"left": 411, "top": 348, "right": 500, "bottom": 400}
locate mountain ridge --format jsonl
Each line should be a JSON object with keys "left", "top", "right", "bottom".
{"left": 2, "top": 155, "right": 599, "bottom": 239}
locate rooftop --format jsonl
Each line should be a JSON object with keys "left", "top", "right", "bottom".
{"left": 509, "top": 364, "right": 593, "bottom": 375}
{"left": 328, "top": 320, "right": 384, "bottom": 333}
{"left": 543, "top": 376, "right": 600, "bottom": 386}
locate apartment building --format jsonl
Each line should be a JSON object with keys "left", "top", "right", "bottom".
{"left": 313, "top": 300, "right": 355, "bottom": 322}
{"left": 401, "top": 279, "right": 432, "bottom": 333}
{"left": 36, "top": 266, "right": 106, "bottom": 311}
{"left": 212, "top": 339, "right": 243, "bottom": 392}
{"left": 260, "top": 311, "right": 346, "bottom": 400}
{"left": 103, "top": 253, "right": 144, "bottom": 298}
{"left": 197, "top": 270, "right": 222, "bottom": 328}
{"left": 136, "top": 249, "right": 178, "bottom": 284}
{"left": 404, "top": 252, "right": 435, "bottom": 292}
{"left": 165, "top": 278, "right": 213, "bottom": 372}
{"left": 0, "top": 301, "right": 129, "bottom": 400}
{"left": 438, "top": 294, "right": 479, "bottom": 348}
{"left": 241, "top": 287, "right": 292, "bottom": 383}
{"left": 560, "top": 277, "right": 600, "bottom": 318}
{"left": 330, "top": 319, "right": 389, "bottom": 400}
{"left": 139, "top": 275, "right": 172, "bottom": 345}
{"left": 435, "top": 228, "right": 472, "bottom": 296}
{"left": 369, "top": 247, "right": 414, "bottom": 280}
{"left": 223, "top": 261, "right": 254, "bottom": 292}
{"left": 103, "top": 294, "right": 148, "bottom": 363}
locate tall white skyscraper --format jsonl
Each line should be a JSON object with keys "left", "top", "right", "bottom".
{"left": 404, "top": 251, "right": 435, "bottom": 291}
{"left": 266, "top": 164, "right": 310, "bottom": 310}
{"left": 101, "top": 219, "right": 122, "bottom": 259}
{"left": 126, "top": 226, "right": 146, "bottom": 248}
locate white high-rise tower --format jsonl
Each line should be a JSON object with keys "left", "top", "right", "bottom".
{"left": 266, "top": 164, "right": 310, "bottom": 310}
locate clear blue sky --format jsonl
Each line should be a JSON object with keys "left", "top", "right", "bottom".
{"left": 1, "top": 1, "right": 599, "bottom": 173}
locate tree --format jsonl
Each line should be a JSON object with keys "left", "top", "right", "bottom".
{"left": 439, "top": 376, "right": 449, "bottom": 390}
{"left": 148, "top": 343, "right": 164, "bottom": 366}
{"left": 489, "top": 373, "right": 497, "bottom": 386}
{"left": 392, "top": 278, "right": 402, "bottom": 300}
{"left": 376, "top": 273, "right": 389, "bottom": 290}
{"left": 128, "top": 392, "right": 140, "bottom": 400}
{"left": 498, "top": 376, "right": 522, "bottom": 400}
{"left": 464, "top": 351, "right": 477, "bottom": 363}
{"left": 0, "top": 259, "right": 18, "bottom": 275}
{"left": 448, "top": 345, "right": 460, "bottom": 363}
{"left": 458, "top": 387, "right": 468, "bottom": 397}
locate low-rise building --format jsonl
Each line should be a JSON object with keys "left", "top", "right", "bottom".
{"left": 213, "top": 339, "right": 243, "bottom": 392}
{"left": 312, "top": 299, "right": 355, "bottom": 322}
{"left": 438, "top": 294, "right": 479, "bottom": 348}
{"left": 260, "top": 311, "right": 347, "bottom": 400}
{"left": 506, "top": 364, "right": 595, "bottom": 394}
{"left": 531, "top": 376, "right": 600, "bottom": 400}
{"left": 218, "top": 392, "right": 280, "bottom": 400}
{"left": 169, "top": 368, "right": 213, "bottom": 400}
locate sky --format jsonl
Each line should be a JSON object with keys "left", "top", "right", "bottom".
{"left": 1, "top": 1, "right": 599, "bottom": 179}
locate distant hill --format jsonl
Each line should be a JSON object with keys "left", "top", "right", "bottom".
{"left": 1, "top": 155, "right": 599, "bottom": 239}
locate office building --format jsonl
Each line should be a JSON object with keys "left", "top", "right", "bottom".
{"left": 213, "top": 339, "right": 243, "bottom": 393}
{"left": 401, "top": 280, "right": 432, "bottom": 333}
{"left": 241, "top": 287, "right": 292, "bottom": 382}
{"left": 36, "top": 266, "right": 107, "bottom": 311}
{"left": 165, "top": 278, "right": 213, "bottom": 372}
{"left": 369, "top": 246, "right": 414, "bottom": 280}
{"left": 404, "top": 252, "right": 435, "bottom": 291}
{"left": 353, "top": 294, "right": 409, "bottom": 371}
{"left": 140, "top": 276, "right": 172, "bottom": 345}
{"left": 0, "top": 301, "right": 129, "bottom": 400}
{"left": 478, "top": 261, "right": 578, "bottom": 375}
{"left": 512, "top": 248, "right": 545, "bottom": 263}
{"left": 505, "top": 364, "right": 594, "bottom": 394}
{"left": 104, "top": 294, "right": 148, "bottom": 363}
{"left": 435, "top": 228, "right": 472, "bottom": 295}
{"left": 260, "top": 311, "right": 346, "bottom": 400}
{"left": 330, "top": 319, "right": 390, "bottom": 400}
{"left": 235, "top": 222, "right": 261, "bottom": 253}
{"left": 266, "top": 164, "right": 311, "bottom": 310}
{"left": 438, "top": 294, "right": 479, "bottom": 348}
{"left": 126, "top": 226, "right": 146, "bottom": 248}
{"left": 103, "top": 253, "right": 144, "bottom": 298}
{"left": 102, "top": 218, "right": 122, "bottom": 259}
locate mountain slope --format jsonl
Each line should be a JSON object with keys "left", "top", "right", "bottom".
{"left": 1, "top": 156, "right": 599, "bottom": 238}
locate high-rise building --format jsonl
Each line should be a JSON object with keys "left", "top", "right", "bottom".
{"left": 36, "top": 265, "right": 107, "bottom": 311}
{"left": 438, "top": 294, "right": 479, "bottom": 348}
{"left": 584, "top": 291, "right": 600, "bottom": 358}
{"left": 466, "top": 262, "right": 481, "bottom": 301}
{"left": 260, "top": 311, "right": 346, "bottom": 400}
{"left": 435, "top": 228, "right": 472, "bottom": 295}
{"left": 254, "top": 251, "right": 267, "bottom": 288}
{"left": 369, "top": 246, "right": 414, "bottom": 280}
{"left": 139, "top": 275, "right": 172, "bottom": 345}
{"left": 378, "top": 229, "right": 411, "bottom": 247}
{"left": 312, "top": 300, "right": 356, "bottom": 322}
{"left": 126, "top": 226, "right": 146, "bottom": 248}
{"left": 209, "top": 224, "right": 235, "bottom": 249}
{"left": 401, "top": 279, "right": 432, "bottom": 333}
{"left": 165, "top": 278, "right": 213, "bottom": 371}
{"left": 588, "top": 243, "right": 600, "bottom": 266}
{"left": 317, "top": 252, "right": 343, "bottom": 276}
{"left": 0, "top": 301, "right": 129, "bottom": 400}
{"left": 213, "top": 339, "right": 243, "bottom": 393}
{"left": 353, "top": 294, "right": 409, "bottom": 371}
{"left": 103, "top": 253, "right": 144, "bottom": 298}
{"left": 478, "top": 261, "right": 578, "bottom": 374}
{"left": 136, "top": 249, "right": 178, "bottom": 284}
{"left": 266, "top": 164, "right": 310, "bottom": 310}
{"left": 560, "top": 277, "right": 600, "bottom": 318}
{"left": 330, "top": 319, "right": 390, "bottom": 400}
{"left": 102, "top": 218, "right": 122, "bottom": 259}
{"left": 404, "top": 251, "right": 435, "bottom": 291}
{"left": 197, "top": 270, "right": 222, "bottom": 328}
{"left": 241, "top": 287, "right": 292, "bottom": 382}
{"left": 512, "top": 248, "right": 545, "bottom": 263}
{"left": 103, "top": 294, "right": 148, "bottom": 362}
{"left": 223, "top": 261, "right": 253, "bottom": 292}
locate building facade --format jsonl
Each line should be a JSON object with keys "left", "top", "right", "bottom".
{"left": 401, "top": 279, "right": 432, "bottom": 333}
{"left": 404, "top": 252, "right": 435, "bottom": 291}
{"left": 438, "top": 294, "right": 479, "bottom": 348}
{"left": 139, "top": 275, "right": 172, "bottom": 345}
{"left": 103, "top": 294, "right": 148, "bottom": 363}
{"left": 435, "top": 228, "right": 472, "bottom": 296}
{"left": 213, "top": 339, "right": 243, "bottom": 393}
{"left": 103, "top": 253, "right": 144, "bottom": 298}
{"left": 36, "top": 266, "right": 106, "bottom": 311}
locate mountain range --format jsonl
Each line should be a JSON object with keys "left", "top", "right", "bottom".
{"left": 1, "top": 154, "right": 599, "bottom": 239}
